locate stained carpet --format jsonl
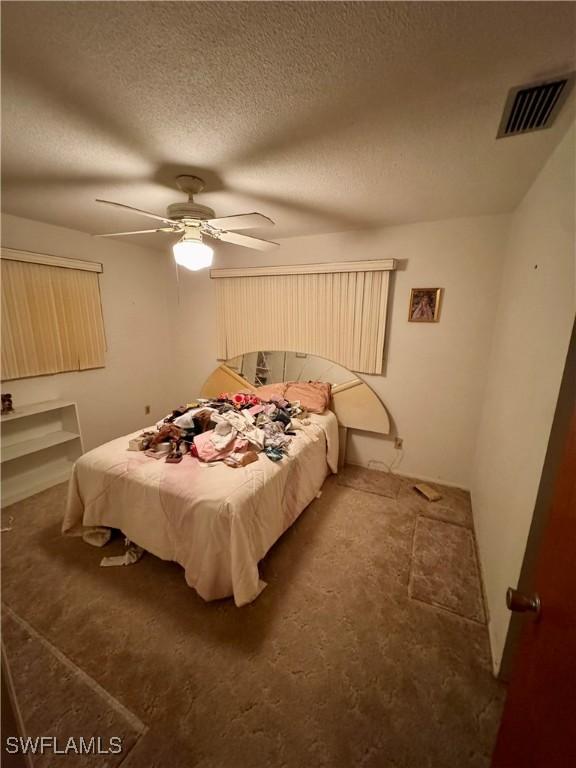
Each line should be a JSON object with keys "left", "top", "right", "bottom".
{"left": 1, "top": 470, "right": 504, "bottom": 768}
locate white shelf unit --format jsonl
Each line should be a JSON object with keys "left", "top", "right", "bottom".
{"left": 1, "top": 399, "right": 83, "bottom": 508}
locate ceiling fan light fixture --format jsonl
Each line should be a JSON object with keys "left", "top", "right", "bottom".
{"left": 173, "top": 232, "right": 214, "bottom": 271}
{"left": 94, "top": 179, "right": 278, "bottom": 256}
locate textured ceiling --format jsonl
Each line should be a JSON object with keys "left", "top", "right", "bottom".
{"left": 2, "top": 1, "right": 575, "bottom": 250}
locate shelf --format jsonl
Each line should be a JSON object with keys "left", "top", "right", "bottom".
{"left": 1, "top": 399, "right": 76, "bottom": 422}
{"left": 1, "top": 398, "right": 83, "bottom": 508}
{"left": 1, "top": 465, "right": 74, "bottom": 508}
{"left": 1, "top": 430, "right": 81, "bottom": 463}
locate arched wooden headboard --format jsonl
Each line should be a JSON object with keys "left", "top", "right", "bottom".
{"left": 330, "top": 378, "right": 390, "bottom": 434}
{"left": 201, "top": 364, "right": 258, "bottom": 398}
{"left": 201, "top": 364, "right": 390, "bottom": 465}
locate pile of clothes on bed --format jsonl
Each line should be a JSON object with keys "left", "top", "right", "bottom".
{"left": 127, "top": 391, "right": 311, "bottom": 467}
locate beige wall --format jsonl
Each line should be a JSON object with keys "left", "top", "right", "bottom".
{"left": 175, "top": 214, "right": 509, "bottom": 488}
{"left": 171, "top": 266, "right": 218, "bottom": 403}
{"left": 471, "top": 123, "right": 576, "bottom": 674}
{"left": 1, "top": 213, "right": 180, "bottom": 451}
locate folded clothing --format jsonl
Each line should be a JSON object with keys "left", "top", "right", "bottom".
{"left": 224, "top": 451, "right": 259, "bottom": 468}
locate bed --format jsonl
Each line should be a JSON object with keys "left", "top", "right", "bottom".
{"left": 62, "top": 410, "right": 339, "bottom": 606}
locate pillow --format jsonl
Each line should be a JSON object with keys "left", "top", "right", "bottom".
{"left": 255, "top": 382, "right": 288, "bottom": 401}
{"left": 284, "top": 381, "right": 332, "bottom": 414}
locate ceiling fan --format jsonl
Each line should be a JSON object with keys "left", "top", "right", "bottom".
{"left": 94, "top": 175, "right": 278, "bottom": 271}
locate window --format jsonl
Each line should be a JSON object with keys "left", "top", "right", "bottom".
{"left": 1, "top": 249, "right": 106, "bottom": 380}
{"left": 212, "top": 259, "right": 396, "bottom": 375}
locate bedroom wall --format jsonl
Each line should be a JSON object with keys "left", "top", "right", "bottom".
{"left": 471, "top": 122, "right": 576, "bottom": 674}
{"left": 1, "top": 213, "right": 180, "bottom": 451}
{"left": 174, "top": 213, "right": 510, "bottom": 488}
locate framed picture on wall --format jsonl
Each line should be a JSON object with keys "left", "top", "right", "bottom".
{"left": 408, "top": 288, "right": 442, "bottom": 322}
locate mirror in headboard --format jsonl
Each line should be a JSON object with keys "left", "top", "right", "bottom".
{"left": 226, "top": 351, "right": 354, "bottom": 389}
{"left": 200, "top": 351, "right": 390, "bottom": 437}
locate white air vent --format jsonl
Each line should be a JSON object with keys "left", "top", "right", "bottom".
{"left": 497, "top": 74, "right": 574, "bottom": 138}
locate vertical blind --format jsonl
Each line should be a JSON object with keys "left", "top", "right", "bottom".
{"left": 1, "top": 258, "right": 106, "bottom": 380}
{"left": 213, "top": 261, "right": 395, "bottom": 375}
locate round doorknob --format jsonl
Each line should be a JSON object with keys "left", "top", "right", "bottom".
{"left": 506, "top": 587, "right": 541, "bottom": 617}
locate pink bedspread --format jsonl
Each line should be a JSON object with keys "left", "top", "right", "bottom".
{"left": 63, "top": 412, "right": 338, "bottom": 606}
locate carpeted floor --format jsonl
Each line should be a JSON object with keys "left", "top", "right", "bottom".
{"left": 409, "top": 517, "right": 486, "bottom": 624}
{"left": 338, "top": 464, "right": 402, "bottom": 498}
{"left": 1, "top": 469, "right": 505, "bottom": 768}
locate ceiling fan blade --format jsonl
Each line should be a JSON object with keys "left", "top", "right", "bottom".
{"left": 204, "top": 212, "right": 274, "bottom": 230}
{"left": 94, "top": 228, "right": 176, "bottom": 238}
{"left": 95, "top": 198, "right": 178, "bottom": 225}
{"left": 214, "top": 231, "right": 279, "bottom": 251}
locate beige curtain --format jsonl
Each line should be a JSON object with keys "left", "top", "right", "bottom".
{"left": 215, "top": 269, "right": 390, "bottom": 374}
{"left": 1, "top": 259, "right": 106, "bottom": 380}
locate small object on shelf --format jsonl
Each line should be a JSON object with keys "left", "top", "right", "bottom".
{"left": 1, "top": 394, "right": 14, "bottom": 415}
{"left": 413, "top": 483, "right": 442, "bottom": 502}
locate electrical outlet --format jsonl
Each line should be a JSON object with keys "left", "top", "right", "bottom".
{"left": 145, "top": 405, "right": 151, "bottom": 415}
{"left": 394, "top": 437, "right": 403, "bottom": 450}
